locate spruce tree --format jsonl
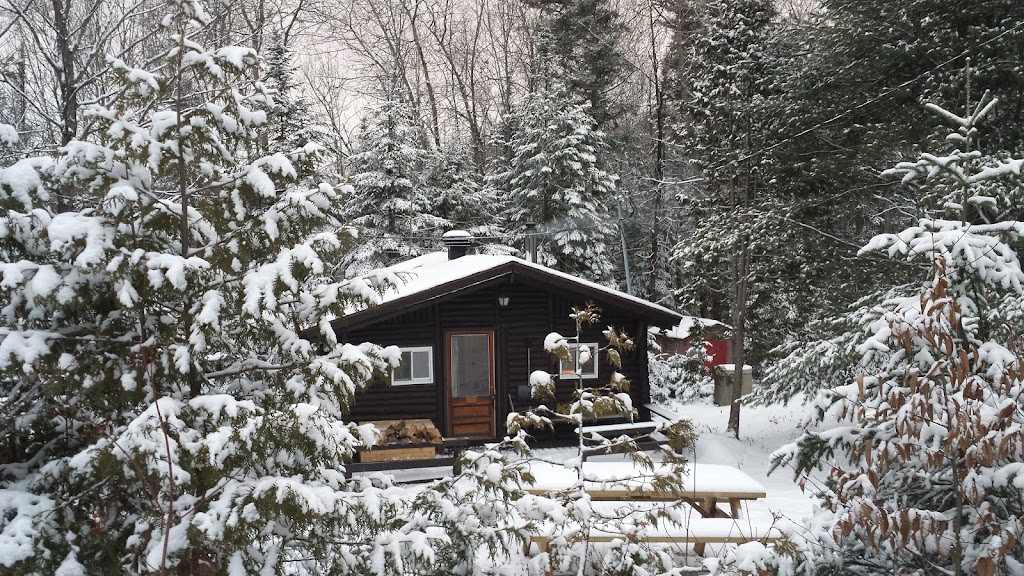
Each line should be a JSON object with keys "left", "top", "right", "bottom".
{"left": 670, "top": 0, "right": 775, "bottom": 434}
{"left": 263, "top": 37, "right": 327, "bottom": 176}
{"left": 422, "top": 144, "right": 507, "bottom": 251}
{"left": 750, "top": 0, "right": 1024, "bottom": 376}
{"left": 528, "top": 0, "right": 628, "bottom": 127}
{"left": 490, "top": 89, "right": 618, "bottom": 282}
{"left": 339, "top": 100, "right": 435, "bottom": 276}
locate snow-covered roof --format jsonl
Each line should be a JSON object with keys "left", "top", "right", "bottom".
{"left": 648, "top": 316, "right": 727, "bottom": 340}
{"left": 341, "top": 251, "right": 681, "bottom": 328}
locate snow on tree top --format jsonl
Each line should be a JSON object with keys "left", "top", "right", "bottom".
{"left": 353, "top": 251, "right": 681, "bottom": 322}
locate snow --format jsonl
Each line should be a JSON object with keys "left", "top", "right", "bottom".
{"left": 656, "top": 401, "right": 818, "bottom": 532}
{"left": 650, "top": 316, "right": 727, "bottom": 340}
{"left": 352, "top": 251, "right": 680, "bottom": 322}
{"left": 0, "top": 123, "right": 18, "bottom": 146}
{"left": 528, "top": 461, "right": 767, "bottom": 495}
{"left": 0, "top": 157, "right": 51, "bottom": 208}
{"left": 47, "top": 213, "right": 114, "bottom": 268}
{"left": 53, "top": 552, "right": 86, "bottom": 576}
{"left": 0, "top": 489, "right": 55, "bottom": 567}
{"left": 215, "top": 46, "right": 256, "bottom": 70}
{"left": 543, "top": 332, "right": 567, "bottom": 352}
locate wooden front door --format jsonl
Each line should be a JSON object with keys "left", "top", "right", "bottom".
{"left": 446, "top": 331, "right": 495, "bottom": 438}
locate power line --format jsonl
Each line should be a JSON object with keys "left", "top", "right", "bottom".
{"left": 681, "top": 19, "right": 1024, "bottom": 178}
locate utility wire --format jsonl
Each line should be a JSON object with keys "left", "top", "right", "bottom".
{"left": 659, "top": 19, "right": 1024, "bottom": 181}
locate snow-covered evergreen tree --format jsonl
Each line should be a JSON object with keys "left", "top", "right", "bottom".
{"left": 671, "top": 0, "right": 775, "bottom": 434}
{"left": 527, "top": 0, "right": 627, "bottom": 127}
{"left": 423, "top": 144, "right": 509, "bottom": 253}
{"left": 774, "top": 96, "right": 1024, "bottom": 575}
{"left": 0, "top": 3, "right": 418, "bottom": 572}
{"left": 263, "top": 37, "right": 328, "bottom": 176}
{"left": 490, "top": 90, "right": 617, "bottom": 282}
{"left": 339, "top": 100, "right": 438, "bottom": 276}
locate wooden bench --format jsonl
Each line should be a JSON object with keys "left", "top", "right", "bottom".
{"left": 643, "top": 402, "right": 683, "bottom": 422}
{"left": 530, "top": 518, "right": 781, "bottom": 575}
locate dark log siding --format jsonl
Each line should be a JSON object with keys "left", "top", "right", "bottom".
{"left": 343, "top": 307, "right": 439, "bottom": 423}
{"left": 338, "top": 275, "right": 658, "bottom": 437}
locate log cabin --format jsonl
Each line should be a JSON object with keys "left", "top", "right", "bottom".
{"left": 331, "top": 232, "right": 683, "bottom": 441}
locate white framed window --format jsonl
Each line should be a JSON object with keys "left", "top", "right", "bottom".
{"left": 559, "top": 342, "right": 599, "bottom": 379}
{"left": 393, "top": 346, "right": 433, "bottom": 385}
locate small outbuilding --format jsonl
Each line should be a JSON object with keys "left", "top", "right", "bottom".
{"left": 330, "top": 234, "right": 683, "bottom": 441}
{"left": 649, "top": 317, "right": 731, "bottom": 368}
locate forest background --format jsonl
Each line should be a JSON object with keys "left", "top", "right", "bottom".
{"left": 2, "top": 0, "right": 1024, "bottom": 574}
{"left": 5, "top": 0, "right": 1022, "bottom": 378}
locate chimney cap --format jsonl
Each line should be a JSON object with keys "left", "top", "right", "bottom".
{"left": 442, "top": 230, "right": 474, "bottom": 246}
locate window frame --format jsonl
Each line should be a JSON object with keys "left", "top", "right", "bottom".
{"left": 392, "top": 346, "right": 434, "bottom": 386}
{"left": 558, "top": 342, "right": 600, "bottom": 380}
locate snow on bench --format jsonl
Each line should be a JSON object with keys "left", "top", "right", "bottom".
{"left": 533, "top": 517, "right": 782, "bottom": 546}
{"left": 527, "top": 461, "right": 768, "bottom": 501}
{"left": 577, "top": 421, "right": 658, "bottom": 435}
{"left": 644, "top": 402, "right": 683, "bottom": 422}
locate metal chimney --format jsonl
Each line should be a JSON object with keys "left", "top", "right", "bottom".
{"left": 442, "top": 230, "right": 473, "bottom": 260}
{"left": 524, "top": 222, "right": 538, "bottom": 263}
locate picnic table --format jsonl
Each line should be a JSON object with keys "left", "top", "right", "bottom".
{"left": 527, "top": 461, "right": 767, "bottom": 518}
{"left": 524, "top": 461, "right": 780, "bottom": 572}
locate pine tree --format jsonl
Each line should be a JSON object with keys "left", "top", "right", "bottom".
{"left": 747, "top": 0, "right": 1024, "bottom": 377}
{"left": 490, "top": 89, "right": 617, "bottom": 282}
{"left": 263, "top": 37, "right": 327, "bottom": 176}
{"left": 775, "top": 96, "right": 1024, "bottom": 575}
{"left": 422, "top": 144, "right": 508, "bottom": 251}
{"left": 0, "top": 3, "right": 407, "bottom": 572}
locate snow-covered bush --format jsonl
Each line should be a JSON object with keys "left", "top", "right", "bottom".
{"left": 775, "top": 96, "right": 1024, "bottom": 575}
{"left": 648, "top": 332, "right": 715, "bottom": 402}
{"left": 508, "top": 303, "right": 697, "bottom": 575}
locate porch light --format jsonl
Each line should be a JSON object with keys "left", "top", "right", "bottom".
{"left": 498, "top": 296, "right": 510, "bottom": 307}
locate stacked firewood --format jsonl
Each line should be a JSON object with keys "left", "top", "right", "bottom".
{"left": 378, "top": 420, "right": 443, "bottom": 445}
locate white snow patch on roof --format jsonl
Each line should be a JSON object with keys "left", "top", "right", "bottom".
{"left": 648, "top": 316, "right": 726, "bottom": 340}
{"left": 353, "top": 252, "right": 680, "bottom": 322}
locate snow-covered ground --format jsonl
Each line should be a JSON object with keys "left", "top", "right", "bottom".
{"left": 371, "top": 398, "right": 822, "bottom": 572}
{"left": 658, "top": 400, "right": 817, "bottom": 534}
{"left": 387, "top": 398, "right": 820, "bottom": 545}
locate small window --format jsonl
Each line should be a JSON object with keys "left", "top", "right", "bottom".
{"left": 393, "top": 346, "right": 433, "bottom": 385}
{"left": 559, "top": 343, "right": 599, "bottom": 379}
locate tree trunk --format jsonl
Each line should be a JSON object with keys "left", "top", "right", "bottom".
{"left": 727, "top": 170, "right": 750, "bottom": 437}
{"left": 51, "top": 0, "right": 77, "bottom": 212}
{"left": 407, "top": 0, "right": 441, "bottom": 149}
{"left": 647, "top": 0, "right": 665, "bottom": 298}
{"left": 727, "top": 244, "right": 749, "bottom": 437}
